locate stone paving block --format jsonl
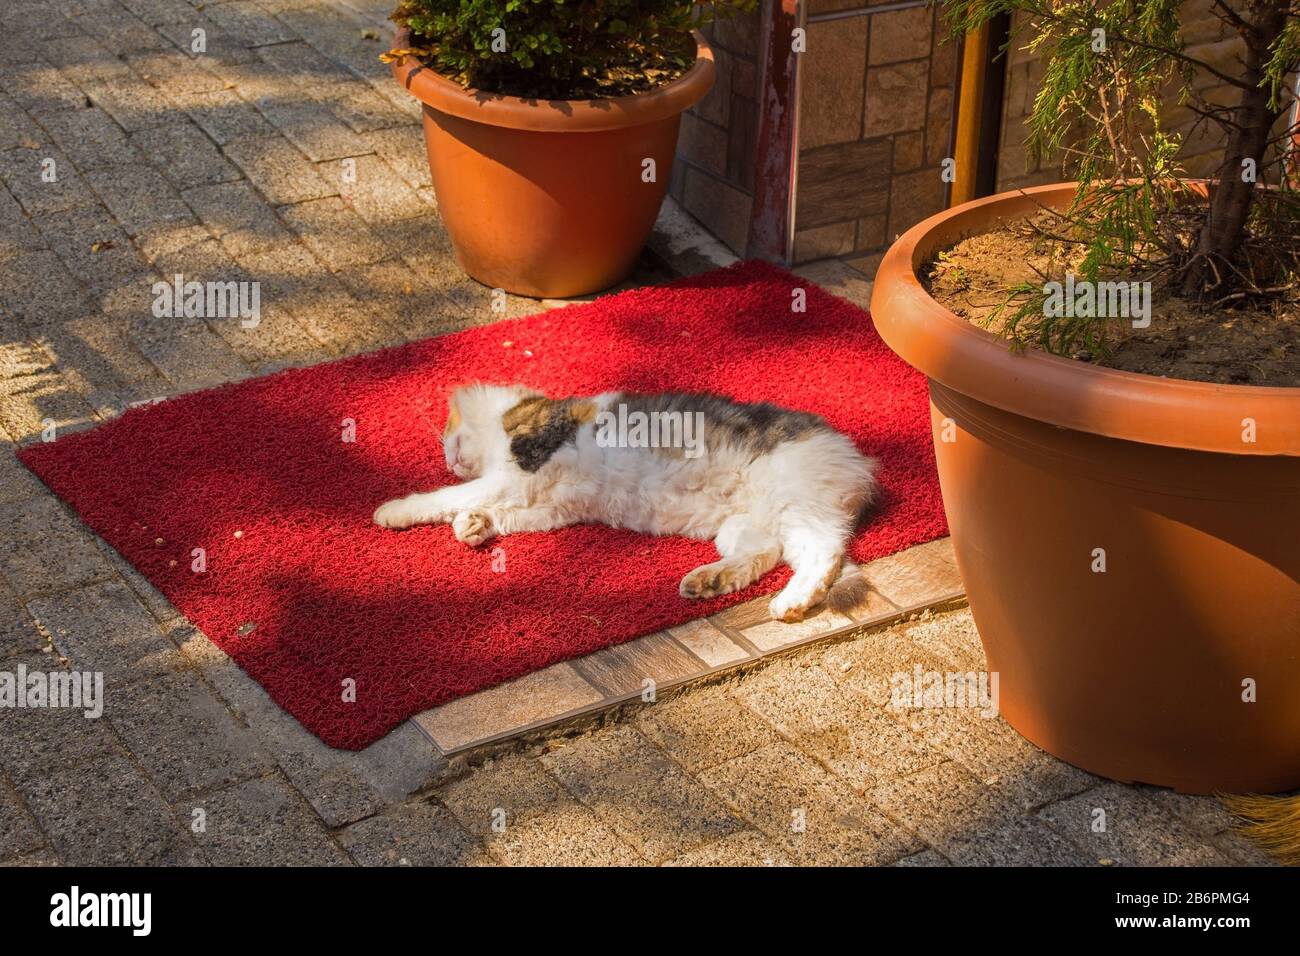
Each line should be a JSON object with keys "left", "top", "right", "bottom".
{"left": 0, "top": 448, "right": 46, "bottom": 507}
{"left": 38, "top": 34, "right": 131, "bottom": 90}
{"left": 438, "top": 754, "right": 575, "bottom": 843}
{"left": 339, "top": 801, "right": 487, "bottom": 867}
{"left": 890, "top": 606, "right": 986, "bottom": 671}
{"left": 1140, "top": 786, "right": 1239, "bottom": 838}
{"left": 666, "top": 617, "right": 748, "bottom": 668}
{"left": 222, "top": 133, "right": 335, "bottom": 205}
{"left": 27, "top": 579, "right": 185, "bottom": 680}
{"left": 118, "top": 0, "right": 203, "bottom": 27}
{"left": 0, "top": 92, "right": 46, "bottom": 154}
{"left": 0, "top": 60, "right": 89, "bottom": 114}
{"left": 872, "top": 761, "right": 1094, "bottom": 866}
{"left": 333, "top": 257, "right": 458, "bottom": 343}
{"left": 483, "top": 801, "right": 644, "bottom": 866}
{"left": 571, "top": 631, "right": 703, "bottom": 697}
{"left": 133, "top": 220, "right": 214, "bottom": 265}
{"left": 178, "top": 774, "right": 350, "bottom": 865}
{"left": 0, "top": 775, "right": 44, "bottom": 860}
{"left": 19, "top": 753, "right": 202, "bottom": 864}
{"left": 380, "top": 213, "right": 496, "bottom": 316}
{"left": 0, "top": 689, "right": 121, "bottom": 785}
{"left": 34, "top": 202, "right": 153, "bottom": 300}
{"left": 0, "top": 250, "right": 98, "bottom": 327}
{"left": 181, "top": 179, "right": 293, "bottom": 256}
{"left": 933, "top": 714, "right": 1099, "bottom": 811}
{"left": 893, "top": 848, "right": 952, "bottom": 866}
{"left": 1037, "top": 783, "right": 1230, "bottom": 867}
{"left": 698, "top": 741, "right": 925, "bottom": 866}
{"left": 32, "top": 106, "right": 142, "bottom": 171}
{"left": 860, "top": 538, "right": 964, "bottom": 610}
{"left": 0, "top": 582, "right": 44, "bottom": 661}
{"left": 271, "top": 5, "right": 392, "bottom": 85}
{"left": 0, "top": 848, "right": 61, "bottom": 866}
{"left": 130, "top": 122, "right": 242, "bottom": 189}
{"left": 1208, "top": 829, "right": 1278, "bottom": 867}
{"left": 360, "top": 126, "right": 432, "bottom": 190}
{"left": 278, "top": 196, "right": 391, "bottom": 270}
{"left": 332, "top": 152, "right": 430, "bottom": 224}
{"left": 181, "top": 629, "right": 446, "bottom": 826}
{"left": 182, "top": 86, "right": 277, "bottom": 144}
{"left": 0, "top": 361, "right": 101, "bottom": 443}
{"left": 88, "top": 541, "right": 178, "bottom": 632}
{"left": 633, "top": 687, "right": 780, "bottom": 773}
{"left": 156, "top": 19, "right": 262, "bottom": 68}
{"left": 732, "top": 658, "right": 940, "bottom": 791}
{"left": 204, "top": 1, "right": 299, "bottom": 48}
{"left": 85, "top": 70, "right": 174, "bottom": 131}
{"left": 0, "top": 145, "right": 98, "bottom": 218}
{"left": 107, "top": 669, "right": 271, "bottom": 799}
{"left": 207, "top": 302, "right": 331, "bottom": 372}
{"left": 32, "top": 315, "right": 174, "bottom": 410}
{"left": 256, "top": 41, "right": 356, "bottom": 88}
{"left": 663, "top": 829, "right": 793, "bottom": 867}
{"left": 315, "top": 79, "right": 416, "bottom": 134}
{"left": 540, "top": 724, "right": 743, "bottom": 863}
{"left": 129, "top": 316, "right": 254, "bottom": 390}
{"left": 72, "top": 5, "right": 174, "bottom": 57}
{"left": 414, "top": 662, "right": 604, "bottom": 754}
{"left": 0, "top": 186, "right": 43, "bottom": 263}
{"left": 125, "top": 48, "right": 230, "bottom": 96}
{"left": 251, "top": 96, "right": 371, "bottom": 162}
{"left": 0, "top": 497, "right": 117, "bottom": 598}
{"left": 84, "top": 162, "right": 197, "bottom": 237}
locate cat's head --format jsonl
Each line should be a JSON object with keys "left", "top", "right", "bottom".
{"left": 443, "top": 383, "right": 540, "bottom": 478}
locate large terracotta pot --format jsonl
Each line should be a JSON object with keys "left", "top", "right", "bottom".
{"left": 871, "top": 182, "right": 1300, "bottom": 794}
{"left": 390, "top": 28, "right": 714, "bottom": 298}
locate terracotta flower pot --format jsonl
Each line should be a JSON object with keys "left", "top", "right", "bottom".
{"left": 390, "top": 28, "right": 714, "bottom": 299}
{"left": 871, "top": 182, "right": 1300, "bottom": 794}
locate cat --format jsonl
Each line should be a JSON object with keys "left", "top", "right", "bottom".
{"left": 373, "top": 383, "right": 878, "bottom": 621}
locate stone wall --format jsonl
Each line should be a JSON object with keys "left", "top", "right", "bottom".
{"left": 667, "top": 12, "right": 764, "bottom": 255}
{"left": 791, "top": 2, "right": 958, "bottom": 267}
{"left": 996, "top": 1, "right": 1284, "bottom": 190}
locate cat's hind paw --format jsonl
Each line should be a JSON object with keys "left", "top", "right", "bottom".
{"left": 452, "top": 510, "right": 495, "bottom": 547}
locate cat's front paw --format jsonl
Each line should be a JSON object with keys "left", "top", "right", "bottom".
{"left": 452, "top": 510, "right": 495, "bottom": 547}
{"left": 374, "top": 497, "right": 422, "bottom": 529}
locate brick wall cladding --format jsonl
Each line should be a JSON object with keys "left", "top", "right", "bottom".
{"left": 790, "top": 3, "right": 958, "bottom": 267}
{"left": 997, "top": 1, "right": 1294, "bottom": 190}
{"left": 668, "top": 12, "right": 764, "bottom": 255}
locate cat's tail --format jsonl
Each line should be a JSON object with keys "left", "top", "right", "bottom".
{"left": 827, "top": 559, "right": 870, "bottom": 614}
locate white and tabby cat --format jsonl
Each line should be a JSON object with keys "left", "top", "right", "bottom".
{"left": 374, "top": 384, "right": 877, "bottom": 621}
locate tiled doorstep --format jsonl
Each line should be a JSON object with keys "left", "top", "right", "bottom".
{"left": 413, "top": 537, "right": 966, "bottom": 755}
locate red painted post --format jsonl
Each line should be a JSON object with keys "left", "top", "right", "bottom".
{"left": 745, "top": 0, "right": 801, "bottom": 263}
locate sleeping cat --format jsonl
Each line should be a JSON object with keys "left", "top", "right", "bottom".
{"left": 373, "top": 384, "right": 877, "bottom": 621}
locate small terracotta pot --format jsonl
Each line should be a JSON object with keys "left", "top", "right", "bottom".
{"left": 390, "top": 28, "right": 714, "bottom": 298}
{"left": 871, "top": 183, "right": 1300, "bottom": 794}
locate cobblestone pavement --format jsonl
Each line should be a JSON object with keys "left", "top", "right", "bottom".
{"left": 0, "top": 0, "right": 1271, "bottom": 866}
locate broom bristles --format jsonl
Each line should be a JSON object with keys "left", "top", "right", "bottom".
{"left": 1221, "top": 794, "right": 1300, "bottom": 866}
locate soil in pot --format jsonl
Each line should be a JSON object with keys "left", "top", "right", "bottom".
{"left": 923, "top": 210, "right": 1300, "bottom": 388}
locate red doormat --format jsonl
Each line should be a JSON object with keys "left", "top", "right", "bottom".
{"left": 18, "top": 261, "right": 946, "bottom": 749}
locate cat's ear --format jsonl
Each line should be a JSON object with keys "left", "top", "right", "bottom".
{"left": 503, "top": 397, "right": 595, "bottom": 472}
